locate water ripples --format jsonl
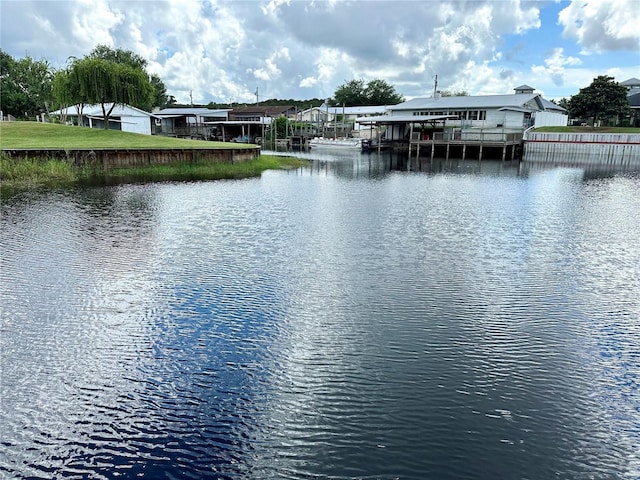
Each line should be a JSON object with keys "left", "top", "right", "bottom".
{"left": 1, "top": 168, "right": 639, "bottom": 479}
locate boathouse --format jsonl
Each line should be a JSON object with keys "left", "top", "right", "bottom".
{"left": 356, "top": 87, "right": 567, "bottom": 160}
{"left": 49, "top": 103, "right": 156, "bottom": 135}
{"left": 153, "top": 107, "right": 230, "bottom": 139}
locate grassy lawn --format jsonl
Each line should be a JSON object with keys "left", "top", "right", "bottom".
{"left": 0, "top": 122, "right": 308, "bottom": 191}
{"left": 534, "top": 126, "right": 640, "bottom": 133}
{"left": 0, "top": 121, "right": 253, "bottom": 149}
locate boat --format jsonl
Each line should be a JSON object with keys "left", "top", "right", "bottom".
{"left": 309, "top": 137, "right": 363, "bottom": 149}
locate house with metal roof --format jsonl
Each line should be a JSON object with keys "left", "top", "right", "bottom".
{"left": 153, "top": 107, "right": 230, "bottom": 138}
{"left": 49, "top": 103, "right": 156, "bottom": 134}
{"left": 354, "top": 86, "right": 567, "bottom": 159}
{"left": 384, "top": 92, "right": 558, "bottom": 129}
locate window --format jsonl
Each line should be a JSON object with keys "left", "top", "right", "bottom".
{"left": 479, "top": 110, "right": 487, "bottom": 120}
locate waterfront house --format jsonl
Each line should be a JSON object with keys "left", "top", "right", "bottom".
{"left": 384, "top": 87, "right": 565, "bottom": 130}
{"left": 49, "top": 103, "right": 156, "bottom": 135}
{"left": 153, "top": 107, "right": 230, "bottom": 139}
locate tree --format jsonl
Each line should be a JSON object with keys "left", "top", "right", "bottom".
{"left": 569, "top": 75, "right": 630, "bottom": 126}
{"left": 333, "top": 79, "right": 367, "bottom": 106}
{"left": 54, "top": 57, "right": 154, "bottom": 128}
{"left": 0, "top": 49, "right": 53, "bottom": 119}
{"left": 332, "top": 79, "right": 404, "bottom": 106}
{"left": 88, "top": 45, "right": 170, "bottom": 109}
{"left": 364, "top": 79, "right": 405, "bottom": 105}
{"left": 440, "top": 90, "right": 469, "bottom": 97}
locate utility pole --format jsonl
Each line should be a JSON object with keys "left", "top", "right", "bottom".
{"left": 190, "top": 90, "right": 193, "bottom": 107}
{"left": 433, "top": 75, "right": 438, "bottom": 98}
{"left": 255, "top": 87, "right": 259, "bottom": 106}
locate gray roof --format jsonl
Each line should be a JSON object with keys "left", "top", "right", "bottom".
{"left": 540, "top": 98, "right": 566, "bottom": 112}
{"left": 620, "top": 78, "right": 640, "bottom": 87}
{"left": 154, "top": 107, "right": 230, "bottom": 116}
{"left": 514, "top": 84, "right": 535, "bottom": 91}
{"left": 327, "top": 105, "right": 391, "bottom": 115}
{"left": 355, "top": 114, "right": 456, "bottom": 124}
{"left": 388, "top": 93, "right": 543, "bottom": 111}
{"left": 50, "top": 103, "right": 154, "bottom": 117}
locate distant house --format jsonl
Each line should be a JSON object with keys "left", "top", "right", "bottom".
{"left": 49, "top": 103, "right": 156, "bottom": 135}
{"left": 298, "top": 103, "right": 393, "bottom": 137}
{"left": 229, "top": 105, "right": 296, "bottom": 121}
{"left": 384, "top": 88, "right": 565, "bottom": 130}
{"left": 621, "top": 78, "right": 640, "bottom": 127}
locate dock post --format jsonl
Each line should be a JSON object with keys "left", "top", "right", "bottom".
{"left": 479, "top": 143, "right": 483, "bottom": 161}
{"left": 446, "top": 142, "right": 450, "bottom": 162}
{"left": 431, "top": 139, "right": 435, "bottom": 162}
{"left": 462, "top": 143, "right": 466, "bottom": 160}
{"left": 502, "top": 145, "right": 507, "bottom": 162}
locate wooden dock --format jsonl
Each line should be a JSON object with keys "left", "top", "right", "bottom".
{"left": 409, "top": 130, "right": 523, "bottom": 161}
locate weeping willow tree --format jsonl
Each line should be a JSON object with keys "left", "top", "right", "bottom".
{"left": 53, "top": 57, "right": 154, "bottom": 128}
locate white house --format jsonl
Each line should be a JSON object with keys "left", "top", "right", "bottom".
{"left": 357, "top": 86, "right": 567, "bottom": 139}
{"left": 49, "top": 103, "right": 155, "bottom": 135}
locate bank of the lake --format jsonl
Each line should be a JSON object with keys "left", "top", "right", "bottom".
{"left": 0, "top": 122, "right": 306, "bottom": 190}
{"left": 523, "top": 125, "right": 640, "bottom": 167}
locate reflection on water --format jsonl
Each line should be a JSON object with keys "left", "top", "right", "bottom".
{"left": 1, "top": 154, "right": 639, "bottom": 479}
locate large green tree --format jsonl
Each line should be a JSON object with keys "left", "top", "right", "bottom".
{"left": 332, "top": 79, "right": 404, "bottom": 106}
{"left": 87, "top": 45, "right": 171, "bottom": 109}
{"left": 54, "top": 56, "right": 154, "bottom": 128}
{"left": 0, "top": 49, "right": 53, "bottom": 119}
{"left": 569, "top": 75, "right": 630, "bottom": 126}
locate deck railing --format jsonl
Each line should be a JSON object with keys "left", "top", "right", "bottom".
{"left": 412, "top": 130, "right": 523, "bottom": 143}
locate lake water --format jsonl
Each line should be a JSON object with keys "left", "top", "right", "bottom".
{"left": 1, "top": 152, "right": 639, "bottom": 479}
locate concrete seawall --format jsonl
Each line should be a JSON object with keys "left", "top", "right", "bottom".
{"left": 523, "top": 132, "right": 640, "bottom": 167}
{"left": 2, "top": 146, "right": 261, "bottom": 168}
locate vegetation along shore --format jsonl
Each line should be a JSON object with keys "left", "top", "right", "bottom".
{"left": 0, "top": 122, "right": 306, "bottom": 191}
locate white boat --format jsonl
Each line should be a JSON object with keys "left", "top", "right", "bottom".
{"left": 309, "top": 137, "right": 363, "bottom": 149}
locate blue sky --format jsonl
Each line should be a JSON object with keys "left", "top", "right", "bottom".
{"left": 1, "top": 0, "right": 638, "bottom": 104}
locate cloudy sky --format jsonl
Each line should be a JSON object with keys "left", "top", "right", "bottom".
{"left": 1, "top": 0, "right": 638, "bottom": 104}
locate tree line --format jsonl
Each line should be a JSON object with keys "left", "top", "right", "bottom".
{"left": 1, "top": 46, "right": 175, "bottom": 122}
{"left": 1, "top": 47, "right": 632, "bottom": 127}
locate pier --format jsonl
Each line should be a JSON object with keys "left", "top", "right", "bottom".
{"left": 409, "top": 129, "right": 523, "bottom": 161}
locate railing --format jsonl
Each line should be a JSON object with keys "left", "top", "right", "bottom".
{"left": 411, "top": 131, "right": 523, "bottom": 143}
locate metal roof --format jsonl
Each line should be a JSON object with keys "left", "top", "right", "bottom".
{"left": 388, "top": 94, "right": 542, "bottom": 111}
{"left": 154, "top": 107, "right": 230, "bottom": 116}
{"left": 50, "top": 103, "right": 155, "bottom": 117}
{"left": 355, "top": 114, "right": 456, "bottom": 124}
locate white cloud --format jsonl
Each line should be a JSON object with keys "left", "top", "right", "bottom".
{"left": 558, "top": 0, "right": 640, "bottom": 53}
{"left": 530, "top": 48, "right": 582, "bottom": 86}
{"left": 1, "top": 0, "right": 636, "bottom": 103}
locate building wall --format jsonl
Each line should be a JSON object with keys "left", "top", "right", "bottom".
{"left": 534, "top": 111, "right": 568, "bottom": 128}
{"left": 123, "top": 116, "right": 152, "bottom": 135}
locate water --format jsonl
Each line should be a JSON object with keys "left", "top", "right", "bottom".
{"left": 1, "top": 152, "right": 639, "bottom": 479}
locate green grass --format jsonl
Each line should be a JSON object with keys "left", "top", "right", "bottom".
{"left": 0, "top": 121, "right": 252, "bottom": 149}
{"left": 534, "top": 126, "right": 640, "bottom": 133}
{"left": 1, "top": 153, "right": 307, "bottom": 191}
{"left": 0, "top": 122, "right": 308, "bottom": 190}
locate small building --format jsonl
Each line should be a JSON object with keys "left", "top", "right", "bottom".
{"left": 49, "top": 103, "right": 156, "bottom": 135}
